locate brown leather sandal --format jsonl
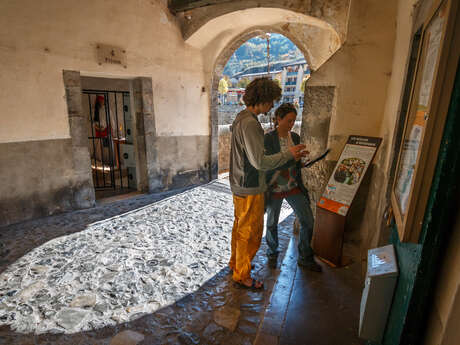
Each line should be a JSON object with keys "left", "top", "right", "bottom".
{"left": 235, "top": 278, "right": 264, "bottom": 290}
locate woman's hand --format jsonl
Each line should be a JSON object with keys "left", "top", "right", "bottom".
{"left": 289, "top": 144, "right": 309, "bottom": 161}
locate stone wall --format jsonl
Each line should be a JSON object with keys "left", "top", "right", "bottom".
{"left": 218, "top": 125, "right": 232, "bottom": 173}
{"left": 154, "top": 135, "right": 210, "bottom": 189}
{"left": 0, "top": 139, "right": 94, "bottom": 227}
{"left": 218, "top": 105, "right": 245, "bottom": 125}
{"left": 218, "top": 104, "right": 303, "bottom": 125}
{"left": 300, "top": 86, "right": 335, "bottom": 213}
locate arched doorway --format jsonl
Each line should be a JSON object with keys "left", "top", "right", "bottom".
{"left": 215, "top": 31, "right": 310, "bottom": 176}
{"left": 209, "top": 24, "right": 340, "bottom": 213}
{"left": 179, "top": 6, "right": 344, "bottom": 181}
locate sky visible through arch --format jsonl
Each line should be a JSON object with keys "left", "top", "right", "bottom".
{"left": 223, "top": 33, "right": 304, "bottom": 77}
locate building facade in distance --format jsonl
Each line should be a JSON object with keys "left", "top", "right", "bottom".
{"left": 231, "top": 58, "right": 310, "bottom": 105}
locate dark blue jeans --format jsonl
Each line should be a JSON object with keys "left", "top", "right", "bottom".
{"left": 265, "top": 192, "right": 314, "bottom": 263}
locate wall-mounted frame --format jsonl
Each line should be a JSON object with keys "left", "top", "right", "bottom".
{"left": 391, "top": 0, "right": 460, "bottom": 243}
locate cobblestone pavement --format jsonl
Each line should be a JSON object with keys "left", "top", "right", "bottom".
{"left": 0, "top": 180, "right": 294, "bottom": 344}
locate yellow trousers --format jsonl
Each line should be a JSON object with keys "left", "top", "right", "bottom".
{"left": 229, "top": 193, "right": 264, "bottom": 282}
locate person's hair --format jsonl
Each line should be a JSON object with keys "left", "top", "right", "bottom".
{"left": 243, "top": 77, "right": 282, "bottom": 107}
{"left": 274, "top": 103, "right": 297, "bottom": 127}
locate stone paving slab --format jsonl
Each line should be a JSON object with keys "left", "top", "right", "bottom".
{"left": 0, "top": 180, "right": 295, "bottom": 344}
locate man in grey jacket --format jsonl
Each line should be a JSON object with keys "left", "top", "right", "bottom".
{"left": 229, "top": 78, "right": 307, "bottom": 289}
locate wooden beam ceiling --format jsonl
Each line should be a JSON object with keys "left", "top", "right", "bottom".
{"left": 169, "top": 0, "right": 236, "bottom": 13}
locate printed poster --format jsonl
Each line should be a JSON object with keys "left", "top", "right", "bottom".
{"left": 394, "top": 7, "right": 444, "bottom": 216}
{"left": 394, "top": 110, "right": 425, "bottom": 215}
{"left": 318, "top": 136, "right": 382, "bottom": 216}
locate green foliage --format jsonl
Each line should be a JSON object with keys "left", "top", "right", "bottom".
{"left": 237, "top": 77, "right": 251, "bottom": 89}
{"left": 225, "top": 76, "right": 232, "bottom": 87}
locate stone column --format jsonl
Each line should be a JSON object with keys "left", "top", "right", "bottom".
{"left": 132, "top": 77, "right": 158, "bottom": 192}
{"left": 300, "top": 86, "right": 336, "bottom": 214}
{"left": 62, "top": 70, "right": 95, "bottom": 208}
{"left": 218, "top": 125, "right": 231, "bottom": 173}
{"left": 210, "top": 71, "right": 220, "bottom": 180}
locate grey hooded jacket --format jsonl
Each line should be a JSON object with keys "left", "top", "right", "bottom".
{"left": 229, "top": 109, "right": 293, "bottom": 195}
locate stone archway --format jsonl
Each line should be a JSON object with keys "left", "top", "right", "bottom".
{"left": 208, "top": 27, "right": 315, "bottom": 178}
{"left": 174, "top": 0, "right": 351, "bottom": 45}
{"left": 180, "top": 5, "right": 345, "bottom": 180}
{"left": 209, "top": 25, "right": 338, "bottom": 188}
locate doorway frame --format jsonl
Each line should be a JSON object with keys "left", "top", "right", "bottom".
{"left": 63, "top": 71, "right": 157, "bottom": 195}
{"left": 390, "top": 0, "right": 460, "bottom": 243}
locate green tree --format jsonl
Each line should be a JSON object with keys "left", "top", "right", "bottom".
{"left": 218, "top": 78, "right": 228, "bottom": 95}
{"left": 237, "top": 77, "right": 251, "bottom": 89}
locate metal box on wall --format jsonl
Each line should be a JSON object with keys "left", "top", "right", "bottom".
{"left": 359, "top": 244, "right": 399, "bottom": 343}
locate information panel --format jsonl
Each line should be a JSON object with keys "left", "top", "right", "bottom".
{"left": 318, "top": 136, "right": 382, "bottom": 216}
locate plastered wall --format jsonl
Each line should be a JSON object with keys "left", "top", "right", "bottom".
{"left": 359, "top": 0, "right": 424, "bottom": 254}
{"left": 0, "top": 0, "right": 209, "bottom": 143}
{"left": 308, "top": 0, "right": 398, "bottom": 160}
{"left": 0, "top": 0, "right": 212, "bottom": 226}
{"left": 303, "top": 0, "right": 398, "bottom": 259}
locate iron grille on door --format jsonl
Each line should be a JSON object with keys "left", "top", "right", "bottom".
{"left": 83, "top": 90, "right": 130, "bottom": 190}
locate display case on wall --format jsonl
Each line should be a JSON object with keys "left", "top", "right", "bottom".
{"left": 391, "top": 0, "right": 459, "bottom": 242}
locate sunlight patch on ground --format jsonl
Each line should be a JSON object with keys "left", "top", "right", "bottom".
{"left": 0, "top": 186, "right": 235, "bottom": 334}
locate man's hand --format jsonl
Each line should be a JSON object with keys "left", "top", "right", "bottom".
{"left": 289, "top": 144, "right": 309, "bottom": 161}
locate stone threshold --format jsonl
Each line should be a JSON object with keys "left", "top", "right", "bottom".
{"left": 96, "top": 191, "right": 144, "bottom": 205}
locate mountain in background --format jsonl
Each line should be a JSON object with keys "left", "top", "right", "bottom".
{"left": 223, "top": 33, "right": 303, "bottom": 77}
